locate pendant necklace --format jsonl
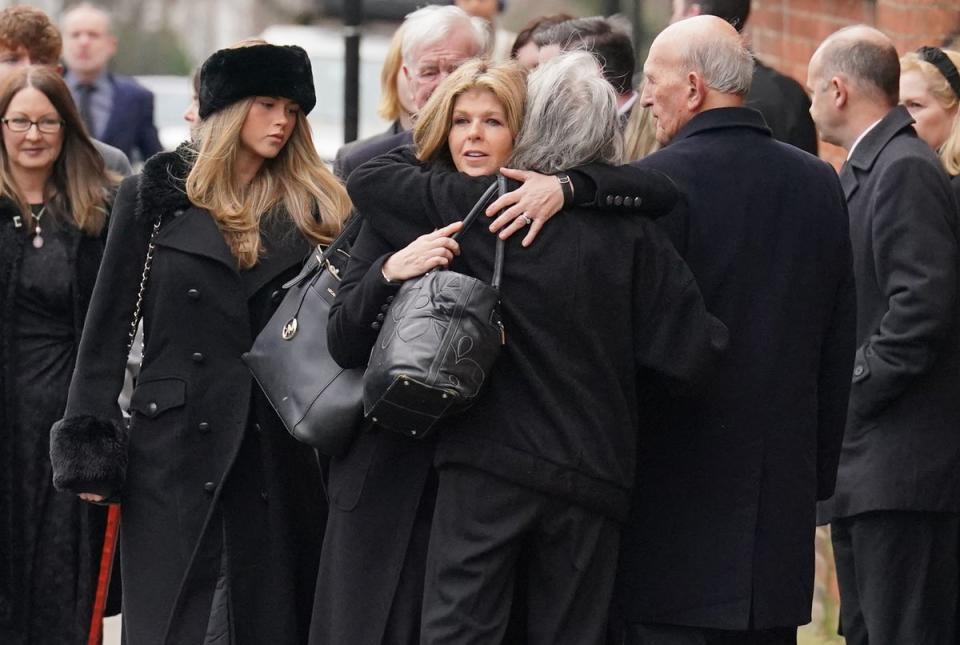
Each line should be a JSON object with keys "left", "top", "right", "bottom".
{"left": 31, "top": 205, "right": 46, "bottom": 249}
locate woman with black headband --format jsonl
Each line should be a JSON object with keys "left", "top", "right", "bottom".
{"left": 900, "top": 46, "right": 960, "bottom": 190}
{"left": 49, "top": 41, "right": 349, "bottom": 644}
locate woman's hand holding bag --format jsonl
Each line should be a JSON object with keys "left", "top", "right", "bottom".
{"left": 363, "top": 177, "right": 508, "bottom": 439}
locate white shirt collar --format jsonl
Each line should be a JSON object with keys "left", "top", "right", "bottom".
{"left": 847, "top": 119, "right": 882, "bottom": 160}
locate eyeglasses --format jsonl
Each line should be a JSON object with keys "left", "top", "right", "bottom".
{"left": 1, "top": 117, "right": 65, "bottom": 134}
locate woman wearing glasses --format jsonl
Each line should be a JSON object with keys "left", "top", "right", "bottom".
{"left": 0, "top": 65, "right": 119, "bottom": 644}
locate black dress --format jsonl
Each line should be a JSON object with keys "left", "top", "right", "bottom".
{"left": 0, "top": 209, "right": 106, "bottom": 645}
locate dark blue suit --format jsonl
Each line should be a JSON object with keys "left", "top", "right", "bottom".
{"left": 99, "top": 74, "right": 163, "bottom": 162}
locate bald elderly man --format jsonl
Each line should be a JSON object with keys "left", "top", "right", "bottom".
{"left": 613, "top": 16, "right": 855, "bottom": 645}
{"left": 809, "top": 26, "right": 960, "bottom": 645}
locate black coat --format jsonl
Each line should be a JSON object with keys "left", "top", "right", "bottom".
{"left": 351, "top": 149, "right": 727, "bottom": 519}
{"left": 0, "top": 198, "right": 108, "bottom": 642}
{"left": 617, "top": 107, "right": 856, "bottom": 630}
{"left": 747, "top": 61, "right": 819, "bottom": 155}
{"left": 335, "top": 129, "right": 413, "bottom": 180}
{"left": 312, "top": 151, "right": 683, "bottom": 645}
{"left": 821, "top": 106, "right": 960, "bottom": 520}
{"left": 50, "top": 149, "right": 326, "bottom": 645}
{"left": 333, "top": 120, "right": 405, "bottom": 179}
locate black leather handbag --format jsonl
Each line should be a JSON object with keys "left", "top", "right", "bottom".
{"left": 363, "top": 177, "right": 506, "bottom": 438}
{"left": 243, "top": 214, "right": 365, "bottom": 456}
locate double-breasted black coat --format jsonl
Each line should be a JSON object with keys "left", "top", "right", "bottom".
{"left": 50, "top": 149, "right": 327, "bottom": 645}
{"left": 615, "top": 107, "right": 856, "bottom": 630}
{"left": 820, "top": 106, "right": 960, "bottom": 521}
{"left": 312, "top": 149, "right": 681, "bottom": 645}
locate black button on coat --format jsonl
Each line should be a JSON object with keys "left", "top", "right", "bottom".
{"left": 50, "top": 150, "right": 326, "bottom": 645}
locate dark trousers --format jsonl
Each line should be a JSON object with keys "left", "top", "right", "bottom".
{"left": 831, "top": 510, "right": 960, "bottom": 645}
{"left": 420, "top": 465, "right": 619, "bottom": 645}
{"left": 617, "top": 623, "right": 796, "bottom": 645}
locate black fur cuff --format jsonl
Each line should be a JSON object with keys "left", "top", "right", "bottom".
{"left": 50, "top": 415, "right": 128, "bottom": 495}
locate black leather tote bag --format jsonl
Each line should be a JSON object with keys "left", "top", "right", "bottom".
{"left": 363, "top": 177, "right": 507, "bottom": 438}
{"left": 243, "top": 214, "right": 364, "bottom": 456}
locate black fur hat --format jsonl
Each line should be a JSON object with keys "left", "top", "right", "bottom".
{"left": 198, "top": 44, "right": 316, "bottom": 119}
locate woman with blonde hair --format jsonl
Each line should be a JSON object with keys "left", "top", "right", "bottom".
{"left": 51, "top": 42, "right": 348, "bottom": 644}
{"left": 312, "top": 56, "right": 683, "bottom": 644}
{"left": 378, "top": 24, "right": 415, "bottom": 132}
{"left": 0, "top": 64, "right": 118, "bottom": 645}
{"left": 623, "top": 83, "right": 660, "bottom": 161}
{"left": 900, "top": 46, "right": 960, "bottom": 189}
{"left": 332, "top": 26, "right": 415, "bottom": 177}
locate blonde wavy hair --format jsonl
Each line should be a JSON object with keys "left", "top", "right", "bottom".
{"left": 0, "top": 65, "right": 117, "bottom": 235}
{"left": 378, "top": 24, "right": 413, "bottom": 125}
{"left": 186, "top": 90, "right": 351, "bottom": 269}
{"left": 414, "top": 59, "right": 526, "bottom": 164}
{"left": 901, "top": 49, "right": 960, "bottom": 176}
{"left": 623, "top": 88, "right": 659, "bottom": 162}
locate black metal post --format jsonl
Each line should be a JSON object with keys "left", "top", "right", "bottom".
{"left": 343, "top": 0, "right": 363, "bottom": 144}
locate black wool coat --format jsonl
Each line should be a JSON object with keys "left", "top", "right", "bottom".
{"left": 820, "top": 106, "right": 960, "bottom": 521}
{"left": 50, "top": 149, "right": 326, "bottom": 645}
{"left": 616, "top": 107, "right": 856, "bottom": 630}
{"left": 0, "top": 197, "right": 107, "bottom": 639}
{"left": 312, "top": 150, "right": 683, "bottom": 645}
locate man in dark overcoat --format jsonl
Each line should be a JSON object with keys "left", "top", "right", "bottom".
{"left": 612, "top": 16, "right": 856, "bottom": 644}
{"left": 808, "top": 26, "right": 960, "bottom": 644}
{"left": 671, "top": 0, "right": 818, "bottom": 155}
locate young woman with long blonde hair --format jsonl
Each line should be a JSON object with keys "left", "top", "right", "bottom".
{"left": 51, "top": 42, "right": 349, "bottom": 645}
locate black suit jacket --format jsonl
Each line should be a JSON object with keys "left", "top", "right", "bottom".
{"left": 747, "top": 61, "right": 819, "bottom": 155}
{"left": 617, "top": 107, "right": 855, "bottom": 630}
{"left": 99, "top": 74, "right": 163, "bottom": 162}
{"left": 334, "top": 128, "right": 412, "bottom": 180}
{"left": 822, "top": 106, "right": 960, "bottom": 520}
{"left": 332, "top": 121, "right": 405, "bottom": 179}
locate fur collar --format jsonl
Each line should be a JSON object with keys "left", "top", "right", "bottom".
{"left": 135, "top": 142, "right": 194, "bottom": 225}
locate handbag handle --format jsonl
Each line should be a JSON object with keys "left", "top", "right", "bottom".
{"left": 448, "top": 176, "right": 507, "bottom": 290}
{"left": 285, "top": 211, "right": 365, "bottom": 290}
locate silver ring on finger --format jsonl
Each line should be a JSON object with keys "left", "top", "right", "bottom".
{"left": 521, "top": 214, "right": 533, "bottom": 226}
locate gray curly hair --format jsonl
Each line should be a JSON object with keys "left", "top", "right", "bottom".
{"left": 509, "top": 51, "right": 623, "bottom": 173}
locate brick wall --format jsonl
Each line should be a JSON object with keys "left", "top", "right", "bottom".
{"left": 748, "top": 0, "right": 960, "bottom": 164}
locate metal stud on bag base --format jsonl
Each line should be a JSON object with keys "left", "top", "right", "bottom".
{"left": 366, "top": 375, "right": 457, "bottom": 438}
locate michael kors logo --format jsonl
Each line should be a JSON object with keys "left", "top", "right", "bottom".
{"left": 281, "top": 318, "right": 298, "bottom": 340}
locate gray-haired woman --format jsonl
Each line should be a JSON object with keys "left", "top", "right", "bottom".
{"left": 346, "top": 51, "right": 729, "bottom": 645}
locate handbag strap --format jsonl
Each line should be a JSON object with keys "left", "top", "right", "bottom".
{"left": 448, "top": 176, "right": 507, "bottom": 290}
{"left": 125, "top": 214, "right": 162, "bottom": 358}
{"left": 321, "top": 210, "right": 365, "bottom": 264}
{"left": 285, "top": 211, "right": 365, "bottom": 290}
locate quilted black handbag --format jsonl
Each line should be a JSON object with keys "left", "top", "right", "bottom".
{"left": 243, "top": 214, "right": 365, "bottom": 456}
{"left": 363, "top": 177, "right": 506, "bottom": 438}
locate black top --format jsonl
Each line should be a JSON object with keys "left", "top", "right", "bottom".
{"left": 747, "top": 60, "right": 819, "bottom": 155}
{"left": 336, "top": 150, "right": 728, "bottom": 519}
